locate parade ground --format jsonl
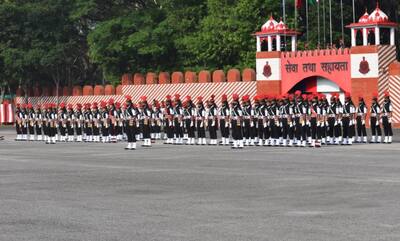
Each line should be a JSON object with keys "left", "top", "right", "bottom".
{"left": 0, "top": 127, "right": 399, "bottom": 241}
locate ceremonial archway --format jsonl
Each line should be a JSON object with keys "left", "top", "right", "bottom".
{"left": 286, "top": 75, "right": 348, "bottom": 95}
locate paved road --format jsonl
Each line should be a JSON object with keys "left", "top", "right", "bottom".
{"left": 0, "top": 127, "right": 400, "bottom": 241}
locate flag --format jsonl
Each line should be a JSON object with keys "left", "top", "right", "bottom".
{"left": 308, "top": 0, "right": 318, "bottom": 5}
{"left": 297, "top": 0, "right": 318, "bottom": 9}
{"left": 296, "top": 0, "right": 302, "bottom": 9}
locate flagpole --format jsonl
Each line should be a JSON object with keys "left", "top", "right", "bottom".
{"left": 329, "top": 0, "right": 332, "bottom": 46}
{"left": 282, "top": 0, "right": 286, "bottom": 50}
{"left": 340, "top": 0, "right": 344, "bottom": 45}
{"left": 282, "top": 0, "right": 286, "bottom": 23}
{"left": 306, "top": 0, "right": 309, "bottom": 43}
{"left": 352, "top": 0, "right": 355, "bottom": 23}
{"left": 323, "top": 0, "right": 326, "bottom": 47}
{"left": 317, "top": 0, "right": 320, "bottom": 46}
{"left": 294, "top": 0, "right": 298, "bottom": 31}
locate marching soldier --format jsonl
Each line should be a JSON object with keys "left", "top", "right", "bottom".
{"left": 19, "top": 104, "right": 28, "bottom": 141}
{"left": 287, "top": 95, "right": 296, "bottom": 147}
{"left": 319, "top": 95, "right": 328, "bottom": 145}
{"left": 132, "top": 103, "right": 140, "bottom": 141}
{"left": 27, "top": 104, "right": 36, "bottom": 141}
{"left": 263, "top": 96, "right": 273, "bottom": 146}
{"left": 341, "top": 93, "right": 356, "bottom": 145}
{"left": 252, "top": 96, "right": 260, "bottom": 145}
{"left": 122, "top": 102, "right": 128, "bottom": 140}
{"left": 206, "top": 96, "right": 218, "bottom": 145}
{"left": 268, "top": 96, "right": 279, "bottom": 146}
{"left": 66, "top": 104, "right": 75, "bottom": 142}
{"left": 108, "top": 99, "right": 118, "bottom": 142}
{"left": 139, "top": 96, "right": 152, "bottom": 147}
{"left": 35, "top": 104, "right": 43, "bottom": 141}
{"left": 47, "top": 103, "right": 57, "bottom": 144}
{"left": 75, "top": 103, "right": 84, "bottom": 142}
{"left": 173, "top": 94, "right": 184, "bottom": 145}
{"left": 58, "top": 103, "right": 68, "bottom": 142}
{"left": 305, "top": 95, "right": 313, "bottom": 144}
{"left": 183, "top": 96, "right": 196, "bottom": 145}
{"left": 100, "top": 101, "right": 110, "bottom": 143}
{"left": 242, "top": 95, "right": 254, "bottom": 146}
{"left": 83, "top": 103, "right": 93, "bottom": 142}
{"left": 151, "top": 100, "right": 162, "bottom": 141}
{"left": 279, "top": 96, "right": 290, "bottom": 146}
{"left": 114, "top": 102, "right": 124, "bottom": 141}
{"left": 15, "top": 104, "right": 22, "bottom": 141}
{"left": 231, "top": 94, "right": 244, "bottom": 149}
{"left": 370, "top": 94, "right": 382, "bottom": 143}
{"left": 43, "top": 104, "right": 50, "bottom": 143}
{"left": 164, "top": 95, "right": 175, "bottom": 144}
{"left": 196, "top": 96, "right": 207, "bottom": 145}
{"left": 336, "top": 94, "right": 344, "bottom": 144}
{"left": 92, "top": 102, "right": 101, "bottom": 142}
{"left": 254, "top": 95, "right": 264, "bottom": 146}
{"left": 356, "top": 96, "right": 368, "bottom": 143}
{"left": 309, "top": 95, "right": 322, "bottom": 147}
{"left": 124, "top": 95, "right": 138, "bottom": 150}
{"left": 219, "top": 94, "right": 230, "bottom": 146}
{"left": 382, "top": 92, "right": 393, "bottom": 144}
{"left": 327, "top": 94, "right": 338, "bottom": 145}
{"left": 294, "top": 91, "right": 307, "bottom": 147}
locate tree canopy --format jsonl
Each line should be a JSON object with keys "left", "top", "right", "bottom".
{"left": 0, "top": 0, "right": 398, "bottom": 99}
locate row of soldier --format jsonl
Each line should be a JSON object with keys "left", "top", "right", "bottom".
{"left": 15, "top": 91, "right": 393, "bottom": 150}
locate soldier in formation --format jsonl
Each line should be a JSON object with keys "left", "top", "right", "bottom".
{"left": 14, "top": 91, "right": 394, "bottom": 148}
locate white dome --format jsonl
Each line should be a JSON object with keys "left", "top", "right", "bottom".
{"left": 261, "top": 15, "right": 278, "bottom": 32}
{"left": 276, "top": 18, "right": 288, "bottom": 31}
{"left": 369, "top": 5, "right": 389, "bottom": 23}
{"left": 358, "top": 11, "right": 370, "bottom": 23}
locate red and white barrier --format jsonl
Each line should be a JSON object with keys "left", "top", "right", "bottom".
{"left": 14, "top": 81, "right": 258, "bottom": 108}
{"left": 7, "top": 102, "right": 14, "bottom": 123}
{"left": 0, "top": 103, "right": 5, "bottom": 123}
{"left": 0, "top": 101, "right": 14, "bottom": 124}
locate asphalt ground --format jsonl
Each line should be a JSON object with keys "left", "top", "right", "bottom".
{"left": 0, "top": 126, "right": 400, "bottom": 241}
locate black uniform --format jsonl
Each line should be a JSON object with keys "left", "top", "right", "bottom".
{"left": 124, "top": 105, "right": 138, "bottom": 146}
{"left": 67, "top": 109, "right": 75, "bottom": 138}
{"left": 219, "top": 102, "right": 230, "bottom": 140}
{"left": 370, "top": 102, "right": 382, "bottom": 142}
{"left": 356, "top": 101, "right": 367, "bottom": 142}
{"left": 35, "top": 109, "right": 43, "bottom": 139}
{"left": 381, "top": 99, "right": 393, "bottom": 142}
{"left": 196, "top": 104, "right": 206, "bottom": 139}
{"left": 207, "top": 104, "right": 218, "bottom": 142}
{"left": 230, "top": 104, "right": 243, "bottom": 141}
